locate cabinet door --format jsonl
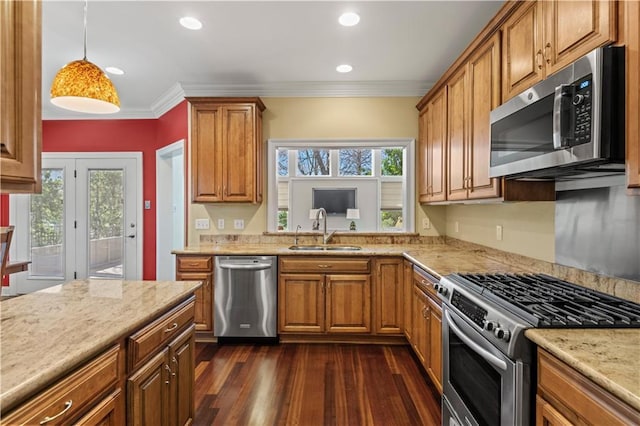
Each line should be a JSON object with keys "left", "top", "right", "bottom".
{"left": 168, "top": 325, "right": 195, "bottom": 426}
{"left": 543, "top": 0, "right": 616, "bottom": 75}
{"left": 427, "top": 297, "right": 443, "bottom": 394}
{"left": 374, "top": 258, "right": 403, "bottom": 334}
{"left": 467, "top": 33, "right": 502, "bottom": 200}
{"left": 128, "top": 348, "right": 170, "bottom": 426}
{"left": 626, "top": 0, "right": 640, "bottom": 189}
{"left": 326, "top": 274, "right": 371, "bottom": 333}
{"left": 502, "top": 0, "right": 544, "bottom": 101}
{"left": 418, "top": 108, "right": 430, "bottom": 202}
{"left": 75, "top": 389, "right": 124, "bottom": 426}
{"left": 190, "top": 104, "right": 224, "bottom": 202}
{"left": 278, "top": 273, "right": 325, "bottom": 333}
{"left": 176, "top": 272, "right": 213, "bottom": 332}
{"left": 0, "top": 0, "right": 41, "bottom": 194}
{"left": 221, "top": 104, "right": 256, "bottom": 202}
{"left": 411, "top": 285, "right": 429, "bottom": 368}
{"left": 447, "top": 66, "right": 468, "bottom": 201}
{"left": 403, "top": 260, "right": 413, "bottom": 340}
{"left": 426, "top": 88, "right": 447, "bottom": 202}
{"left": 535, "top": 395, "right": 573, "bottom": 426}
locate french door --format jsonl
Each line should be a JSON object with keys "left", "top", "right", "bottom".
{"left": 9, "top": 153, "right": 142, "bottom": 294}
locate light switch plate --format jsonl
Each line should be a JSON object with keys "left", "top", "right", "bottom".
{"left": 422, "top": 218, "right": 430, "bottom": 229}
{"left": 234, "top": 219, "right": 244, "bottom": 230}
{"left": 454, "top": 221, "right": 459, "bottom": 233}
{"left": 144, "top": 200, "right": 151, "bottom": 210}
{"left": 195, "top": 218, "right": 210, "bottom": 230}
{"left": 496, "top": 225, "right": 503, "bottom": 241}
{"left": 217, "top": 219, "right": 224, "bottom": 229}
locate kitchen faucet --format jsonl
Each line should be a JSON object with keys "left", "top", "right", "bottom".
{"left": 294, "top": 225, "right": 302, "bottom": 245}
{"left": 315, "top": 208, "right": 336, "bottom": 244}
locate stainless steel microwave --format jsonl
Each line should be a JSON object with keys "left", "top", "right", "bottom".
{"left": 489, "top": 46, "right": 625, "bottom": 179}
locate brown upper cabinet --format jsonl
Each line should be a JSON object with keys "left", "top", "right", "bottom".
{"left": 502, "top": 0, "right": 617, "bottom": 102}
{"left": 418, "top": 88, "right": 447, "bottom": 203}
{"left": 446, "top": 32, "right": 503, "bottom": 202}
{"left": 188, "top": 97, "right": 266, "bottom": 203}
{"left": 1, "top": 0, "right": 42, "bottom": 194}
{"left": 623, "top": 0, "right": 640, "bottom": 191}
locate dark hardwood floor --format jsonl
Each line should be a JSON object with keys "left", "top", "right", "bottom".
{"left": 194, "top": 342, "right": 442, "bottom": 425}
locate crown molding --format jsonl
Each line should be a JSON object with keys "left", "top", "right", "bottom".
{"left": 43, "top": 80, "right": 433, "bottom": 120}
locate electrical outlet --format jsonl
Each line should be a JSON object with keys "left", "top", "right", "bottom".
{"left": 234, "top": 219, "right": 244, "bottom": 230}
{"left": 195, "top": 218, "right": 210, "bottom": 230}
{"left": 217, "top": 219, "right": 225, "bottom": 229}
{"left": 496, "top": 225, "right": 503, "bottom": 241}
{"left": 144, "top": 200, "right": 151, "bottom": 210}
{"left": 422, "top": 218, "right": 431, "bottom": 230}
{"left": 454, "top": 221, "right": 459, "bottom": 233}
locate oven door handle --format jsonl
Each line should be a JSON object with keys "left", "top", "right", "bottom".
{"left": 445, "top": 309, "right": 508, "bottom": 372}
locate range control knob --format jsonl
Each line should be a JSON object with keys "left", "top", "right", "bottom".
{"left": 437, "top": 285, "right": 448, "bottom": 296}
{"left": 433, "top": 283, "right": 440, "bottom": 292}
{"left": 484, "top": 320, "right": 497, "bottom": 332}
{"left": 494, "top": 327, "right": 511, "bottom": 342}
{"left": 573, "top": 94, "right": 584, "bottom": 105}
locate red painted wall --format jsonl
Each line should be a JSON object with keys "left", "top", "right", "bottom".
{"left": 4, "top": 100, "right": 188, "bottom": 282}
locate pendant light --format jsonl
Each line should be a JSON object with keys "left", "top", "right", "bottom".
{"left": 50, "top": 0, "right": 120, "bottom": 114}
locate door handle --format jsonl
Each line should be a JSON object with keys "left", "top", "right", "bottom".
{"left": 127, "top": 234, "right": 136, "bottom": 238}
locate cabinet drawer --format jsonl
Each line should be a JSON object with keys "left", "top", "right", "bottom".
{"left": 413, "top": 269, "right": 439, "bottom": 301}
{"left": 3, "top": 345, "right": 120, "bottom": 425}
{"left": 128, "top": 298, "right": 195, "bottom": 371}
{"left": 280, "top": 257, "right": 370, "bottom": 274}
{"left": 176, "top": 256, "right": 213, "bottom": 272}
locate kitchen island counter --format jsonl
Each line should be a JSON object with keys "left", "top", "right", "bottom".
{"left": 525, "top": 328, "right": 640, "bottom": 412}
{"left": 0, "top": 279, "right": 201, "bottom": 413}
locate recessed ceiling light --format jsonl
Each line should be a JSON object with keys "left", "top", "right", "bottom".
{"left": 339, "top": 12, "right": 360, "bottom": 27}
{"left": 336, "top": 64, "right": 353, "bottom": 73}
{"left": 180, "top": 16, "right": 202, "bottom": 30}
{"left": 105, "top": 66, "right": 125, "bottom": 75}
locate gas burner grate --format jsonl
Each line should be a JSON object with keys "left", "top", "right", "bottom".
{"left": 455, "top": 273, "right": 640, "bottom": 328}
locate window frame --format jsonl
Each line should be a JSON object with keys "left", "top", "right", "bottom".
{"left": 267, "top": 139, "right": 415, "bottom": 233}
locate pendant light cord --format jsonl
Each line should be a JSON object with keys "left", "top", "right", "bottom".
{"left": 83, "top": 0, "right": 88, "bottom": 60}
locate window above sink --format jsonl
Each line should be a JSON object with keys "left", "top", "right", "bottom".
{"left": 266, "top": 139, "right": 415, "bottom": 233}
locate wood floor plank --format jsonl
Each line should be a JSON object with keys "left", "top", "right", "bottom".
{"left": 194, "top": 343, "right": 441, "bottom": 426}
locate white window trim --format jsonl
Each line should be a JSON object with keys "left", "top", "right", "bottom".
{"left": 267, "top": 138, "right": 415, "bottom": 233}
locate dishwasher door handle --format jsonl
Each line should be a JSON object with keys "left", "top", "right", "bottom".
{"left": 218, "top": 262, "right": 272, "bottom": 271}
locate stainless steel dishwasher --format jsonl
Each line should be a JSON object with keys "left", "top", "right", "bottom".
{"left": 214, "top": 256, "right": 277, "bottom": 339}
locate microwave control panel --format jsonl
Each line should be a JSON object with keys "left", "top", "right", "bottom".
{"left": 572, "top": 75, "right": 592, "bottom": 145}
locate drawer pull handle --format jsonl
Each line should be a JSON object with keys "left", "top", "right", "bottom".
{"left": 40, "top": 400, "right": 73, "bottom": 424}
{"left": 164, "top": 322, "right": 178, "bottom": 333}
{"left": 188, "top": 262, "right": 199, "bottom": 266}
{"left": 318, "top": 265, "right": 331, "bottom": 269}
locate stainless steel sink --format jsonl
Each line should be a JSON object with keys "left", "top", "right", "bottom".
{"left": 288, "top": 245, "right": 362, "bottom": 251}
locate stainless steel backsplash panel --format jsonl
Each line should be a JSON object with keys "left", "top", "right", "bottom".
{"left": 556, "top": 184, "right": 640, "bottom": 281}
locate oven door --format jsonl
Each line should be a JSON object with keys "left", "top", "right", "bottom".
{"left": 442, "top": 306, "right": 530, "bottom": 426}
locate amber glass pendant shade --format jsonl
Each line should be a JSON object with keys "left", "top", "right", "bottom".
{"left": 50, "top": 59, "right": 120, "bottom": 114}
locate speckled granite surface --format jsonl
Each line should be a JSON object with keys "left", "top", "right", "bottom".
{"left": 0, "top": 279, "right": 201, "bottom": 413}
{"left": 525, "top": 328, "right": 640, "bottom": 411}
{"left": 175, "top": 237, "right": 640, "bottom": 411}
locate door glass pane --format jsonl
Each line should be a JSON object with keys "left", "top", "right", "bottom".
{"left": 88, "top": 169, "right": 124, "bottom": 278}
{"left": 29, "top": 169, "right": 65, "bottom": 277}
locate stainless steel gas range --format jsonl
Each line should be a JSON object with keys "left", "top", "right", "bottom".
{"left": 436, "top": 273, "right": 640, "bottom": 426}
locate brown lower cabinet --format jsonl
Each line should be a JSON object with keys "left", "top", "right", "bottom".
{"left": 2, "top": 297, "right": 196, "bottom": 426}
{"left": 175, "top": 255, "right": 214, "bottom": 339}
{"left": 278, "top": 257, "right": 372, "bottom": 334}
{"left": 128, "top": 325, "right": 195, "bottom": 426}
{"left": 409, "top": 268, "right": 443, "bottom": 394}
{"left": 536, "top": 348, "right": 640, "bottom": 426}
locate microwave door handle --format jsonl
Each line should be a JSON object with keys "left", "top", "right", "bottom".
{"left": 553, "top": 84, "right": 573, "bottom": 149}
{"left": 444, "top": 309, "right": 508, "bottom": 372}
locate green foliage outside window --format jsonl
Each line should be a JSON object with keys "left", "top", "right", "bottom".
{"left": 381, "top": 148, "right": 403, "bottom": 176}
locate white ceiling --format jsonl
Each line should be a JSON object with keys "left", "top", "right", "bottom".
{"left": 42, "top": 0, "right": 504, "bottom": 119}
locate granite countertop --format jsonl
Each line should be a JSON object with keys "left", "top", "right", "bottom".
{"left": 0, "top": 279, "right": 202, "bottom": 413}
{"left": 173, "top": 243, "right": 534, "bottom": 278}
{"left": 175, "top": 241, "right": 640, "bottom": 411}
{"left": 525, "top": 328, "right": 640, "bottom": 411}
